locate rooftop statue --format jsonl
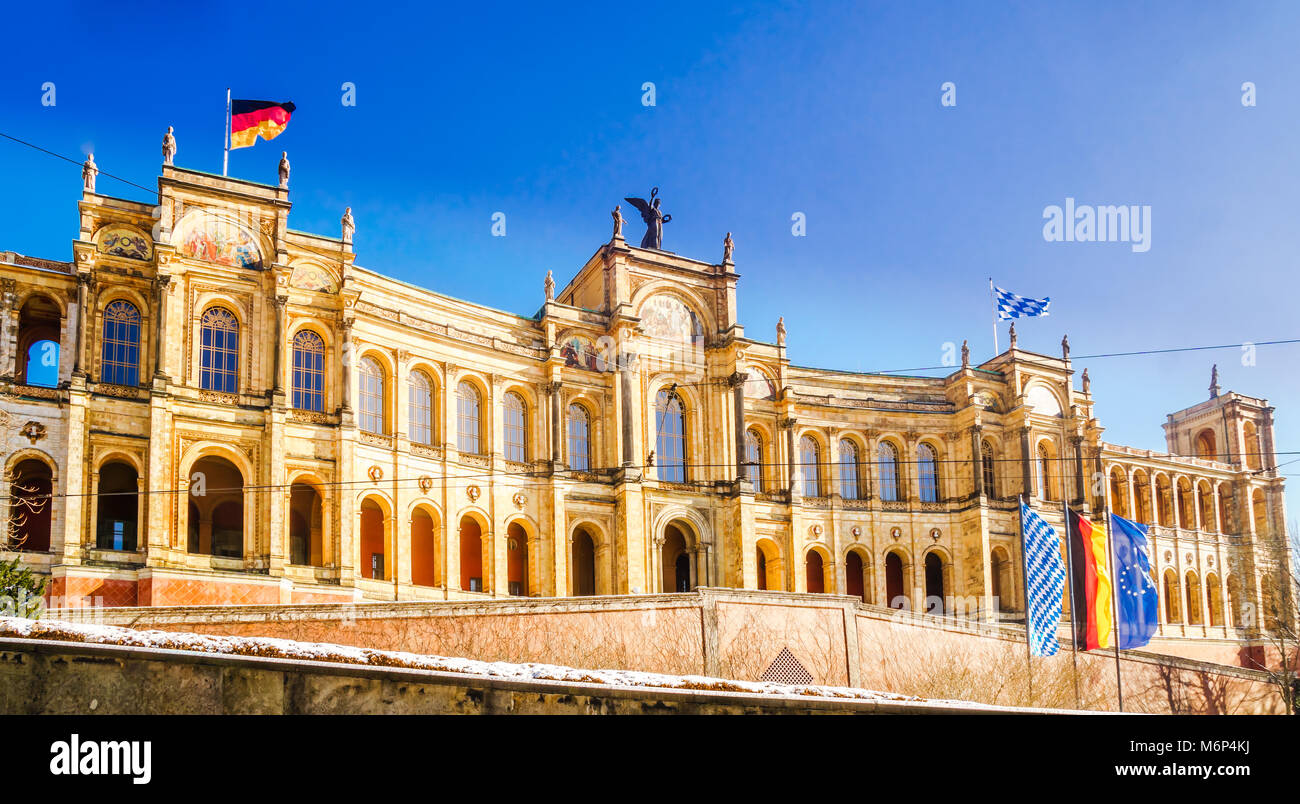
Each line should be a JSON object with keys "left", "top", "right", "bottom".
{"left": 623, "top": 187, "right": 672, "bottom": 250}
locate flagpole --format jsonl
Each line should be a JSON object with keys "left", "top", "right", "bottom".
{"left": 1100, "top": 470, "right": 1125, "bottom": 712}
{"left": 989, "top": 278, "right": 999, "bottom": 354}
{"left": 1059, "top": 463, "right": 1081, "bottom": 708}
{"left": 1016, "top": 495, "right": 1034, "bottom": 705}
{"left": 223, "top": 88, "right": 230, "bottom": 177}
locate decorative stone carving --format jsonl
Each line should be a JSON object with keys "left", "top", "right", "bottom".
{"left": 467, "top": 485, "right": 481, "bottom": 502}
{"left": 367, "top": 465, "right": 383, "bottom": 482}
{"left": 890, "top": 527, "right": 902, "bottom": 540}
{"left": 278, "top": 151, "right": 290, "bottom": 188}
{"left": 512, "top": 491, "right": 527, "bottom": 509}
{"left": 418, "top": 476, "right": 433, "bottom": 493}
{"left": 20, "top": 421, "right": 46, "bottom": 444}
{"left": 851, "top": 525, "right": 862, "bottom": 538}
{"left": 341, "top": 207, "right": 355, "bottom": 245}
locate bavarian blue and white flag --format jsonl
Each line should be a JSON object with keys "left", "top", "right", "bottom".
{"left": 994, "top": 285, "right": 1051, "bottom": 320}
{"left": 1020, "top": 500, "right": 1066, "bottom": 657}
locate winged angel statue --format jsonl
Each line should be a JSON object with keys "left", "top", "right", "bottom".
{"left": 623, "top": 187, "right": 672, "bottom": 250}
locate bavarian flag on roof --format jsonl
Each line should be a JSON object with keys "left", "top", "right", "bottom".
{"left": 230, "top": 99, "right": 295, "bottom": 149}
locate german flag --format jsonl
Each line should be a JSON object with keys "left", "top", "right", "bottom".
{"left": 230, "top": 100, "right": 295, "bottom": 149}
{"left": 1069, "top": 508, "right": 1114, "bottom": 650}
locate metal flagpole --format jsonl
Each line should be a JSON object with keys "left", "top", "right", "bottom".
{"left": 223, "top": 88, "right": 231, "bottom": 177}
{"left": 989, "top": 278, "right": 1000, "bottom": 354}
{"left": 1016, "top": 494, "right": 1034, "bottom": 704}
{"left": 1058, "top": 459, "right": 1081, "bottom": 708}
{"left": 1100, "top": 481, "right": 1125, "bottom": 711}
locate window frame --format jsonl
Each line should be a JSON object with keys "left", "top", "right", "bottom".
{"left": 199, "top": 306, "right": 240, "bottom": 394}
{"left": 100, "top": 299, "right": 141, "bottom": 387}
{"left": 290, "top": 329, "right": 325, "bottom": 412}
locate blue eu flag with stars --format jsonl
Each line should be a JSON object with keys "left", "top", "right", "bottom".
{"left": 1109, "top": 513, "right": 1159, "bottom": 649}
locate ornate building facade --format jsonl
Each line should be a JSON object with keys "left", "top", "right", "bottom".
{"left": 0, "top": 164, "right": 1291, "bottom": 648}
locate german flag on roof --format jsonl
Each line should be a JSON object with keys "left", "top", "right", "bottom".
{"left": 230, "top": 100, "right": 295, "bottom": 149}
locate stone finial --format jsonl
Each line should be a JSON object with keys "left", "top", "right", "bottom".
{"left": 162, "top": 126, "right": 177, "bottom": 166}
{"left": 961, "top": 339, "right": 970, "bottom": 368}
{"left": 278, "top": 151, "right": 290, "bottom": 188}
{"left": 1209, "top": 364, "right": 1220, "bottom": 398}
{"left": 1082, "top": 367, "right": 1090, "bottom": 394}
{"left": 82, "top": 153, "right": 97, "bottom": 193}
{"left": 1008, "top": 322, "right": 1017, "bottom": 349}
{"left": 776, "top": 316, "right": 787, "bottom": 347}
{"left": 723, "top": 232, "right": 734, "bottom": 263}
{"left": 1061, "top": 334, "right": 1070, "bottom": 360}
{"left": 544, "top": 270, "right": 555, "bottom": 301}
{"left": 341, "top": 206, "right": 355, "bottom": 245}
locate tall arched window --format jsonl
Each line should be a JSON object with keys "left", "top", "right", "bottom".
{"left": 839, "top": 439, "right": 859, "bottom": 500}
{"left": 1037, "top": 442, "right": 1052, "bottom": 500}
{"left": 456, "top": 381, "right": 482, "bottom": 454}
{"left": 199, "top": 306, "right": 239, "bottom": 393}
{"left": 567, "top": 404, "right": 591, "bottom": 471}
{"left": 655, "top": 389, "right": 686, "bottom": 482}
{"left": 744, "top": 429, "right": 763, "bottom": 491}
{"left": 878, "top": 441, "right": 900, "bottom": 502}
{"left": 358, "top": 356, "right": 385, "bottom": 434}
{"left": 291, "top": 330, "right": 325, "bottom": 412}
{"left": 503, "top": 392, "right": 527, "bottom": 462}
{"left": 981, "top": 440, "right": 996, "bottom": 496}
{"left": 408, "top": 370, "right": 434, "bottom": 445}
{"left": 100, "top": 300, "right": 141, "bottom": 386}
{"left": 918, "top": 443, "right": 939, "bottom": 502}
{"left": 799, "top": 436, "right": 820, "bottom": 497}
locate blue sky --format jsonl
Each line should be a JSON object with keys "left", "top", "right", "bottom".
{"left": 4, "top": 1, "right": 1299, "bottom": 510}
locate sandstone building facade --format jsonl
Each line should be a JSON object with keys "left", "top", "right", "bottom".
{"left": 0, "top": 165, "right": 1290, "bottom": 649}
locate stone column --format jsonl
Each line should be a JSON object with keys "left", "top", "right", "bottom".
{"left": 72, "top": 273, "right": 90, "bottom": 378}
{"left": 783, "top": 417, "right": 799, "bottom": 499}
{"left": 548, "top": 380, "right": 564, "bottom": 467}
{"left": 730, "top": 371, "right": 747, "bottom": 482}
{"left": 620, "top": 354, "right": 637, "bottom": 467}
{"left": 0, "top": 278, "right": 15, "bottom": 380}
{"left": 271, "top": 294, "right": 287, "bottom": 395}
{"left": 1019, "top": 426, "right": 1033, "bottom": 501}
{"left": 1262, "top": 410, "right": 1278, "bottom": 473}
{"left": 1071, "top": 436, "right": 1086, "bottom": 505}
{"left": 340, "top": 317, "right": 354, "bottom": 412}
{"left": 971, "top": 425, "right": 984, "bottom": 497}
{"left": 144, "top": 275, "right": 167, "bottom": 382}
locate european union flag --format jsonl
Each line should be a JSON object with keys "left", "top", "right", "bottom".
{"left": 1109, "top": 513, "right": 1160, "bottom": 649}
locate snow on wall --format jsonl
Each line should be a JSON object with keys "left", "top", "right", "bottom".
{"left": 0, "top": 615, "right": 972, "bottom": 706}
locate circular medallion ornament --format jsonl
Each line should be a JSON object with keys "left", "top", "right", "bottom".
{"left": 930, "top": 528, "right": 942, "bottom": 542}
{"left": 418, "top": 475, "right": 433, "bottom": 493}
{"left": 1164, "top": 550, "right": 1173, "bottom": 563}
{"left": 851, "top": 526, "right": 862, "bottom": 538}
{"left": 467, "top": 485, "right": 481, "bottom": 502}
{"left": 810, "top": 524, "right": 823, "bottom": 538}
{"left": 1207, "top": 555, "right": 1214, "bottom": 567}
{"left": 512, "top": 491, "right": 527, "bottom": 509}
{"left": 1185, "top": 552, "right": 1194, "bottom": 564}
{"left": 891, "top": 527, "right": 902, "bottom": 540}
{"left": 367, "top": 465, "right": 383, "bottom": 482}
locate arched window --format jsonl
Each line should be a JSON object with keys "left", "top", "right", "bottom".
{"left": 981, "top": 440, "right": 996, "bottom": 496}
{"left": 567, "top": 404, "right": 591, "bottom": 471}
{"left": 878, "top": 441, "right": 900, "bottom": 502}
{"left": 503, "top": 392, "right": 527, "bottom": 462}
{"left": 358, "top": 356, "right": 385, "bottom": 434}
{"left": 456, "top": 381, "right": 481, "bottom": 454}
{"left": 408, "top": 370, "right": 434, "bottom": 445}
{"left": 199, "top": 306, "right": 239, "bottom": 393}
{"left": 799, "top": 436, "right": 820, "bottom": 497}
{"left": 100, "top": 300, "right": 141, "bottom": 386}
{"left": 291, "top": 329, "right": 324, "bottom": 412}
{"left": 839, "top": 439, "right": 859, "bottom": 500}
{"left": 744, "top": 429, "right": 763, "bottom": 491}
{"left": 655, "top": 389, "right": 686, "bottom": 482}
{"left": 918, "top": 443, "right": 939, "bottom": 502}
{"left": 1036, "top": 442, "right": 1052, "bottom": 500}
